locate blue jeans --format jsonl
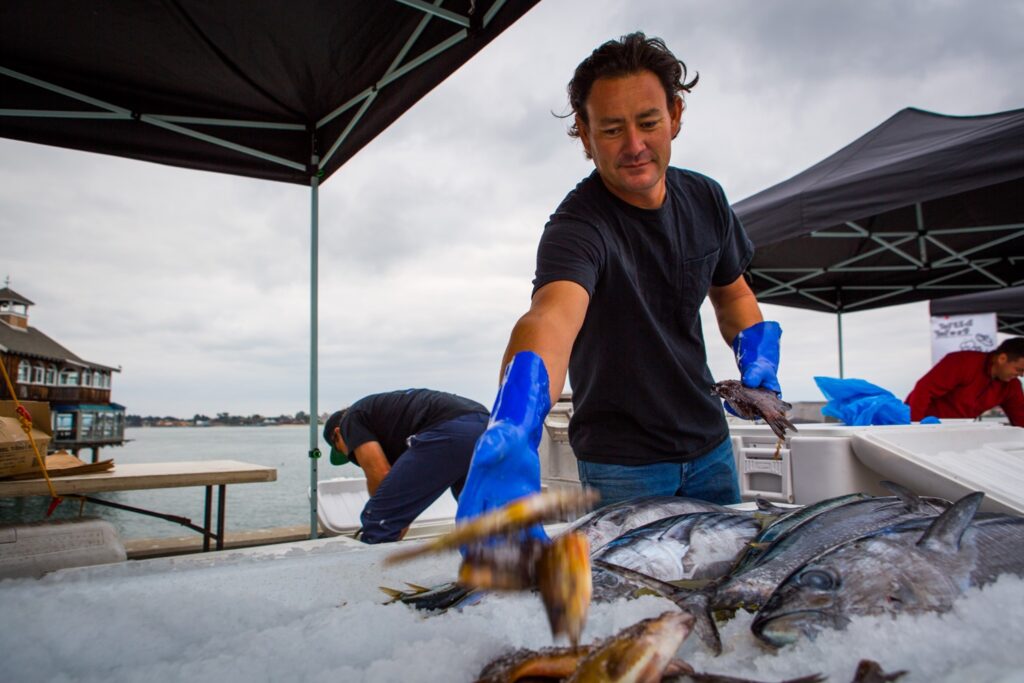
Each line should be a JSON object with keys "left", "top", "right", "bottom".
{"left": 576, "top": 436, "right": 740, "bottom": 508}
{"left": 359, "top": 412, "right": 488, "bottom": 544}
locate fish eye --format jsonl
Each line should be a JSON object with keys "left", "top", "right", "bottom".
{"left": 798, "top": 569, "right": 837, "bottom": 591}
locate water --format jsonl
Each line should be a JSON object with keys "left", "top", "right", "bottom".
{"left": 0, "top": 426, "right": 362, "bottom": 539}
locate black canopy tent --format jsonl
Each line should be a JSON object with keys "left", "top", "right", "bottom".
{"left": 0, "top": 0, "right": 541, "bottom": 537}
{"left": 733, "top": 107, "right": 1024, "bottom": 376}
{"left": 930, "top": 285, "right": 1024, "bottom": 337}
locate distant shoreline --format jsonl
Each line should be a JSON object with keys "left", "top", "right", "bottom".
{"left": 133, "top": 422, "right": 321, "bottom": 428}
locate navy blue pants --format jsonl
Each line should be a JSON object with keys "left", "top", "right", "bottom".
{"left": 577, "top": 436, "right": 741, "bottom": 508}
{"left": 359, "top": 412, "right": 488, "bottom": 544}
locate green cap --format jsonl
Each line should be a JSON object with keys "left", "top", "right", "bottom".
{"left": 323, "top": 409, "right": 349, "bottom": 465}
{"left": 329, "top": 444, "right": 349, "bottom": 466}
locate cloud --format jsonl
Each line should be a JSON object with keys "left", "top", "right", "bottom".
{"left": 2, "top": 0, "right": 1021, "bottom": 416}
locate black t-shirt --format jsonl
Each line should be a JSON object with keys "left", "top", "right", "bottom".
{"left": 340, "top": 389, "right": 488, "bottom": 467}
{"left": 533, "top": 168, "right": 754, "bottom": 465}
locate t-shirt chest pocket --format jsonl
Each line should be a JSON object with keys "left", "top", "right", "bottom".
{"left": 679, "top": 249, "right": 719, "bottom": 315}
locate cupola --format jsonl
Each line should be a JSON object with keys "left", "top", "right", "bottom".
{"left": 0, "top": 280, "right": 34, "bottom": 330}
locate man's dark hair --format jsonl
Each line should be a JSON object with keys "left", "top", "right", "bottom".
{"left": 995, "top": 337, "right": 1024, "bottom": 360}
{"left": 322, "top": 408, "right": 348, "bottom": 446}
{"left": 565, "top": 32, "right": 699, "bottom": 144}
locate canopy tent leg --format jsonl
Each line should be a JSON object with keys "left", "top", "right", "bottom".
{"left": 837, "top": 310, "right": 845, "bottom": 378}
{"left": 309, "top": 156, "right": 320, "bottom": 540}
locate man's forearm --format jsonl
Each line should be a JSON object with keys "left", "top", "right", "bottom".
{"left": 502, "top": 313, "right": 572, "bottom": 406}
{"left": 709, "top": 276, "right": 764, "bottom": 346}
{"left": 364, "top": 467, "right": 389, "bottom": 496}
{"left": 499, "top": 281, "right": 588, "bottom": 405}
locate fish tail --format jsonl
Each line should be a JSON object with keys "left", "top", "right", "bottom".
{"left": 679, "top": 591, "right": 723, "bottom": 656}
{"left": 591, "top": 560, "right": 722, "bottom": 655}
{"left": 378, "top": 586, "right": 406, "bottom": 602}
{"left": 767, "top": 414, "right": 797, "bottom": 440}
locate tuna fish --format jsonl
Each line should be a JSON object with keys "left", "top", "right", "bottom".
{"left": 597, "top": 483, "right": 952, "bottom": 653}
{"left": 712, "top": 380, "right": 797, "bottom": 440}
{"left": 729, "top": 493, "right": 870, "bottom": 576}
{"left": 564, "top": 496, "right": 741, "bottom": 553}
{"left": 752, "top": 491, "right": 1024, "bottom": 646}
{"left": 710, "top": 483, "right": 950, "bottom": 613}
{"left": 591, "top": 512, "right": 764, "bottom": 601}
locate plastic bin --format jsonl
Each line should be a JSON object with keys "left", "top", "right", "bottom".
{"left": 729, "top": 423, "right": 892, "bottom": 504}
{"left": 852, "top": 423, "right": 1024, "bottom": 515}
{"left": 730, "top": 421, "right": 1005, "bottom": 504}
{"left": 313, "top": 477, "right": 458, "bottom": 538}
{"left": 0, "top": 517, "right": 126, "bottom": 579}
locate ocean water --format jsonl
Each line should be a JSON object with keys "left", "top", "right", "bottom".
{"left": 0, "top": 425, "right": 362, "bottom": 539}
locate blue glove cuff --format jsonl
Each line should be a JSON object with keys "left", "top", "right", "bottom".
{"left": 732, "top": 321, "right": 782, "bottom": 395}
{"left": 491, "top": 351, "right": 552, "bottom": 451}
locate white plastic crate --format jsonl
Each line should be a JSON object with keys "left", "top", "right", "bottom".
{"left": 730, "top": 423, "right": 908, "bottom": 504}
{"left": 313, "top": 476, "right": 458, "bottom": 537}
{"left": 852, "top": 423, "right": 1024, "bottom": 515}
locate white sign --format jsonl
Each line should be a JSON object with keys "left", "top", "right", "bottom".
{"left": 930, "top": 313, "right": 998, "bottom": 365}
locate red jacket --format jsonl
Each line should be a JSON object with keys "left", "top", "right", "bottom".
{"left": 906, "top": 351, "right": 1024, "bottom": 426}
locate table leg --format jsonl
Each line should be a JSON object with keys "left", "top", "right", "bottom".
{"left": 203, "top": 485, "right": 213, "bottom": 552}
{"left": 216, "top": 484, "right": 226, "bottom": 551}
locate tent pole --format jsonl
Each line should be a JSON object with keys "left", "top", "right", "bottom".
{"left": 309, "top": 155, "right": 320, "bottom": 540}
{"left": 837, "top": 310, "right": 845, "bottom": 378}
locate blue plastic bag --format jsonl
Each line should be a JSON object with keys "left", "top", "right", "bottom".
{"left": 813, "top": 376, "right": 911, "bottom": 426}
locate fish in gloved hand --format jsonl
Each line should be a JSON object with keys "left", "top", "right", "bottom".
{"left": 712, "top": 380, "right": 797, "bottom": 441}
{"left": 385, "top": 487, "right": 600, "bottom": 646}
{"left": 454, "top": 350, "right": 599, "bottom": 645}
{"left": 456, "top": 351, "right": 553, "bottom": 538}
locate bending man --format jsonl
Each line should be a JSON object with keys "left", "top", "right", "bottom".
{"left": 323, "top": 388, "right": 488, "bottom": 543}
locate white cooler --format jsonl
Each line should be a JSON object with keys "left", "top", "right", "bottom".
{"left": 729, "top": 421, "right": 1004, "bottom": 505}
{"left": 852, "top": 423, "right": 1024, "bottom": 515}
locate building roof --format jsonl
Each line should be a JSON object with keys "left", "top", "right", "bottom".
{"left": 0, "top": 320, "right": 118, "bottom": 372}
{"left": 0, "top": 287, "right": 34, "bottom": 306}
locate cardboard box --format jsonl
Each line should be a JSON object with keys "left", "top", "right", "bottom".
{"left": 0, "top": 401, "right": 52, "bottom": 478}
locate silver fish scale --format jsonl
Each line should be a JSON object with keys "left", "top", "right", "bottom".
{"left": 563, "top": 496, "right": 734, "bottom": 552}
{"left": 594, "top": 512, "right": 763, "bottom": 583}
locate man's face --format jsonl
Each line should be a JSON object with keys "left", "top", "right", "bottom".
{"left": 577, "top": 70, "right": 682, "bottom": 210}
{"left": 331, "top": 427, "right": 348, "bottom": 454}
{"left": 992, "top": 353, "right": 1024, "bottom": 382}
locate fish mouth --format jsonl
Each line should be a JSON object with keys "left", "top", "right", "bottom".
{"left": 751, "top": 609, "right": 847, "bottom": 647}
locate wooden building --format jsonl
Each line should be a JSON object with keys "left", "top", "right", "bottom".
{"left": 0, "top": 285, "right": 124, "bottom": 458}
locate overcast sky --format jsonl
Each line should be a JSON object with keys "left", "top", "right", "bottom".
{"left": 2, "top": 0, "right": 1021, "bottom": 418}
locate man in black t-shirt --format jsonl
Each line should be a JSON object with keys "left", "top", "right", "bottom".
{"left": 457, "top": 33, "right": 784, "bottom": 526}
{"left": 323, "top": 389, "right": 488, "bottom": 543}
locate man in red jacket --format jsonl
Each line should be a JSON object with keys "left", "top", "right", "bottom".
{"left": 906, "top": 337, "right": 1024, "bottom": 426}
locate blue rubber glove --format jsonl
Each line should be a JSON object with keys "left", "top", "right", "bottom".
{"left": 725, "top": 321, "right": 783, "bottom": 418}
{"left": 456, "top": 350, "right": 552, "bottom": 542}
